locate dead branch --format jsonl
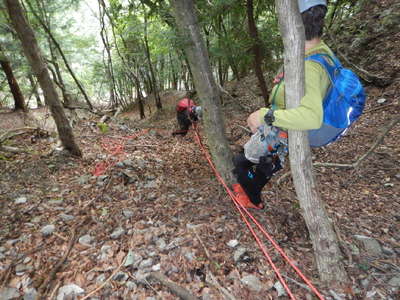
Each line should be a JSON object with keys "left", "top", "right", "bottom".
{"left": 327, "top": 31, "right": 391, "bottom": 86}
{"left": 217, "top": 82, "right": 235, "bottom": 101}
{"left": 148, "top": 272, "right": 199, "bottom": 300}
{"left": 0, "top": 127, "right": 39, "bottom": 144}
{"left": 36, "top": 229, "right": 77, "bottom": 298}
{"left": 193, "top": 229, "right": 237, "bottom": 300}
{"left": 363, "top": 103, "right": 395, "bottom": 114}
{"left": 277, "top": 116, "right": 400, "bottom": 184}
{"left": 234, "top": 125, "right": 252, "bottom": 135}
{"left": 0, "top": 145, "right": 26, "bottom": 153}
{"left": 81, "top": 252, "right": 127, "bottom": 300}
{"left": 281, "top": 274, "right": 311, "bottom": 292}
{"left": 0, "top": 245, "right": 43, "bottom": 288}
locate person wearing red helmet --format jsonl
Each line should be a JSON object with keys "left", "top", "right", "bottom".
{"left": 172, "top": 96, "right": 202, "bottom": 136}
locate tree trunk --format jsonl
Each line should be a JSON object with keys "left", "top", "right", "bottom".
{"left": 6, "top": 0, "right": 82, "bottom": 157}
{"left": 171, "top": 0, "right": 235, "bottom": 184}
{"left": 246, "top": 0, "right": 269, "bottom": 105}
{"left": 26, "top": 0, "right": 93, "bottom": 111}
{"left": 28, "top": 74, "right": 43, "bottom": 108}
{"left": 98, "top": 0, "right": 118, "bottom": 108}
{"left": 275, "top": 0, "right": 348, "bottom": 285}
{"left": 0, "top": 45, "right": 26, "bottom": 111}
{"left": 143, "top": 4, "right": 162, "bottom": 110}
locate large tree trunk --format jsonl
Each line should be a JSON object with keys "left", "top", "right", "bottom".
{"left": 246, "top": 0, "right": 269, "bottom": 105}
{"left": 171, "top": 0, "right": 235, "bottom": 184}
{"left": 0, "top": 45, "right": 26, "bottom": 111}
{"left": 5, "top": 0, "right": 82, "bottom": 157}
{"left": 275, "top": 0, "right": 348, "bottom": 285}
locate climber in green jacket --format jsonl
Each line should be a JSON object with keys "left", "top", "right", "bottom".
{"left": 233, "top": 0, "right": 333, "bottom": 209}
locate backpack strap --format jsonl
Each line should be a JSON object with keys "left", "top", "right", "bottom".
{"left": 305, "top": 53, "right": 342, "bottom": 84}
{"left": 271, "top": 80, "right": 283, "bottom": 110}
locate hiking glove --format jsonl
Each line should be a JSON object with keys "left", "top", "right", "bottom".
{"left": 264, "top": 109, "right": 275, "bottom": 126}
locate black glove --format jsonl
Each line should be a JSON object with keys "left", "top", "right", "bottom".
{"left": 264, "top": 109, "right": 275, "bottom": 126}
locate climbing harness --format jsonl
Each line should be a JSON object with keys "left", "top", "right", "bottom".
{"left": 192, "top": 123, "right": 326, "bottom": 300}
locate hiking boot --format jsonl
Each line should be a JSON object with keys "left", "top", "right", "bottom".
{"left": 232, "top": 184, "right": 264, "bottom": 210}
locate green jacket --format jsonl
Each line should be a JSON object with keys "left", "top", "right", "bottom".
{"left": 259, "top": 41, "right": 334, "bottom": 130}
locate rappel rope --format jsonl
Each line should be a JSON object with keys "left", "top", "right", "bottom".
{"left": 192, "top": 123, "right": 326, "bottom": 300}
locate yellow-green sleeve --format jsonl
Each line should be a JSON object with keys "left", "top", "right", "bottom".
{"left": 260, "top": 61, "right": 330, "bottom": 130}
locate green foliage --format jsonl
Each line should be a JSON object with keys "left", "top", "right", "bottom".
{"left": 97, "top": 122, "right": 109, "bottom": 134}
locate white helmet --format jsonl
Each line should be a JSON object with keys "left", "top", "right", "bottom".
{"left": 298, "top": 0, "right": 327, "bottom": 13}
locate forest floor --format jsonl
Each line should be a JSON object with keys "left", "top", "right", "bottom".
{"left": 0, "top": 77, "right": 399, "bottom": 300}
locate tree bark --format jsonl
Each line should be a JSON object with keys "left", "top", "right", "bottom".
{"left": 143, "top": 4, "right": 162, "bottom": 110}
{"left": 5, "top": 0, "right": 82, "bottom": 157}
{"left": 28, "top": 74, "right": 43, "bottom": 108}
{"left": 171, "top": 0, "right": 235, "bottom": 184}
{"left": 275, "top": 0, "right": 348, "bottom": 285}
{"left": 0, "top": 45, "right": 26, "bottom": 111}
{"left": 246, "top": 0, "right": 269, "bottom": 105}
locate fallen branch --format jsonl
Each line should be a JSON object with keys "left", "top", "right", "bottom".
{"left": 80, "top": 252, "right": 127, "bottom": 300}
{"left": 234, "top": 125, "right": 252, "bottom": 135}
{"left": 327, "top": 31, "right": 391, "bottom": 86}
{"left": 0, "top": 245, "right": 43, "bottom": 288}
{"left": 36, "top": 229, "right": 77, "bottom": 298}
{"left": 0, "top": 145, "right": 26, "bottom": 153}
{"left": 148, "top": 272, "right": 199, "bottom": 300}
{"left": 277, "top": 116, "right": 400, "bottom": 184}
{"left": 363, "top": 103, "right": 395, "bottom": 114}
{"left": 281, "top": 274, "right": 311, "bottom": 292}
{"left": 193, "top": 229, "right": 237, "bottom": 300}
{"left": 0, "top": 127, "right": 39, "bottom": 143}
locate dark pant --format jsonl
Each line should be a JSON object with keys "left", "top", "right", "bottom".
{"left": 173, "top": 111, "right": 192, "bottom": 136}
{"left": 233, "top": 152, "right": 282, "bottom": 205}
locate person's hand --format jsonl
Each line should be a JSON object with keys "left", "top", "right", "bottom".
{"left": 247, "top": 109, "right": 263, "bottom": 133}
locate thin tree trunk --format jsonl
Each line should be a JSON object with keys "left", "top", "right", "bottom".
{"left": 143, "top": 4, "right": 162, "bottom": 110}
{"left": 98, "top": 0, "right": 119, "bottom": 108}
{"left": 5, "top": 0, "right": 82, "bottom": 157}
{"left": 220, "top": 18, "right": 240, "bottom": 80}
{"left": 171, "top": 0, "right": 235, "bottom": 184}
{"left": 275, "top": 0, "right": 348, "bottom": 285}
{"left": 26, "top": 0, "right": 93, "bottom": 111}
{"left": 169, "top": 52, "right": 178, "bottom": 90}
{"left": 28, "top": 74, "right": 43, "bottom": 108}
{"left": 0, "top": 45, "right": 26, "bottom": 111}
{"left": 246, "top": 0, "right": 269, "bottom": 105}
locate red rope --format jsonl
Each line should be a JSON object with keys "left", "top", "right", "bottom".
{"left": 92, "top": 130, "right": 148, "bottom": 176}
{"left": 192, "top": 123, "right": 326, "bottom": 300}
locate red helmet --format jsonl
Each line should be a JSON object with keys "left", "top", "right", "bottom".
{"left": 176, "top": 98, "right": 195, "bottom": 112}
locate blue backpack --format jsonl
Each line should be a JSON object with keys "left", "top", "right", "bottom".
{"left": 305, "top": 53, "right": 366, "bottom": 147}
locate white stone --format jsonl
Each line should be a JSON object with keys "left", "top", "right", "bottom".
{"left": 41, "top": 225, "right": 55, "bottom": 236}
{"left": 227, "top": 239, "right": 239, "bottom": 248}
{"left": 15, "top": 197, "right": 27, "bottom": 204}
{"left": 56, "top": 284, "right": 84, "bottom": 300}
{"left": 241, "top": 275, "right": 262, "bottom": 292}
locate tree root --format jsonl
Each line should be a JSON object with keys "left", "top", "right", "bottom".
{"left": 36, "top": 229, "right": 77, "bottom": 299}
{"left": 81, "top": 252, "right": 127, "bottom": 300}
